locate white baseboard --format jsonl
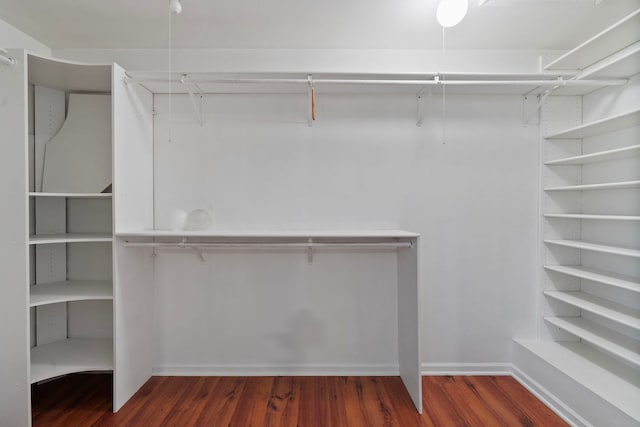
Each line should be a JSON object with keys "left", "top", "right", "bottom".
{"left": 421, "top": 362, "right": 512, "bottom": 376}
{"left": 511, "top": 365, "right": 590, "bottom": 427}
{"left": 153, "top": 363, "right": 399, "bottom": 377}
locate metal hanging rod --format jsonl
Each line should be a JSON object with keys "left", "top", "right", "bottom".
{"left": 123, "top": 238, "right": 412, "bottom": 263}
{"left": 0, "top": 49, "right": 17, "bottom": 67}
{"left": 123, "top": 241, "right": 412, "bottom": 249}
{"left": 126, "top": 75, "right": 627, "bottom": 87}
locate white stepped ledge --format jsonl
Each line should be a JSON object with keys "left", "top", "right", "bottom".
{"left": 544, "top": 108, "right": 640, "bottom": 139}
{"left": 28, "top": 192, "right": 112, "bottom": 198}
{"left": 544, "top": 291, "right": 640, "bottom": 331}
{"left": 544, "top": 180, "right": 640, "bottom": 191}
{"left": 544, "top": 8, "right": 640, "bottom": 71}
{"left": 544, "top": 239, "right": 640, "bottom": 258}
{"left": 544, "top": 214, "right": 640, "bottom": 221}
{"left": 30, "top": 280, "right": 113, "bottom": 307}
{"left": 515, "top": 339, "right": 640, "bottom": 423}
{"left": 545, "top": 265, "right": 640, "bottom": 293}
{"left": 30, "top": 338, "right": 113, "bottom": 384}
{"left": 544, "top": 316, "right": 640, "bottom": 368}
{"left": 545, "top": 145, "right": 640, "bottom": 165}
{"left": 29, "top": 233, "right": 113, "bottom": 245}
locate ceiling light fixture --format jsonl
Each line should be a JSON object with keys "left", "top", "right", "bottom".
{"left": 436, "top": 0, "right": 469, "bottom": 27}
{"left": 169, "top": 0, "right": 182, "bottom": 14}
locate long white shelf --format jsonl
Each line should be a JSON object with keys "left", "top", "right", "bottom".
{"left": 544, "top": 213, "right": 640, "bottom": 221}
{"left": 545, "top": 265, "right": 640, "bottom": 294}
{"left": 28, "top": 192, "right": 112, "bottom": 198}
{"left": 30, "top": 280, "right": 113, "bottom": 307}
{"left": 544, "top": 180, "right": 640, "bottom": 191}
{"left": 544, "top": 239, "right": 640, "bottom": 258}
{"left": 116, "top": 229, "right": 420, "bottom": 239}
{"left": 544, "top": 109, "right": 640, "bottom": 139}
{"left": 544, "top": 8, "right": 640, "bottom": 71}
{"left": 514, "top": 339, "right": 640, "bottom": 422}
{"left": 29, "top": 233, "right": 113, "bottom": 245}
{"left": 545, "top": 145, "right": 640, "bottom": 165}
{"left": 545, "top": 291, "right": 640, "bottom": 331}
{"left": 545, "top": 316, "right": 640, "bottom": 369}
{"left": 577, "top": 41, "right": 640, "bottom": 80}
{"left": 30, "top": 338, "right": 113, "bottom": 384}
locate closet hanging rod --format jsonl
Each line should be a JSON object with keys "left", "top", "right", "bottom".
{"left": 122, "top": 241, "right": 412, "bottom": 249}
{"left": 126, "top": 76, "right": 627, "bottom": 87}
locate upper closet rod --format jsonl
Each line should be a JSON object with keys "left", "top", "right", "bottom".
{"left": 126, "top": 75, "right": 627, "bottom": 87}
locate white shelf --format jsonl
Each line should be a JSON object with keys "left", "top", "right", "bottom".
{"left": 545, "top": 145, "right": 640, "bottom": 165}
{"left": 30, "top": 338, "right": 113, "bottom": 384}
{"left": 544, "top": 8, "right": 640, "bottom": 71}
{"left": 544, "top": 239, "right": 640, "bottom": 258}
{"left": 544, "top": 213, "right": 640, "bottom": 221}
{"left": 545, "top": 291, "right": 640, "bottom": 331}
{"left": 30, "top": 281, "right": 113, "bottom": 307}
{"left": 577, "top": 41, "right": 640, "bottom": 79}
{"left": 545, "top": 265, "right": 640, "bottom": 293}
{"left": 544, "top": 316, "right": 640, "bottom": 369}
{"left": 544, "top": 180, "right": 640, "bottom": 191}
{"left": 29, "top": 192, "right": 112, "bottom": 198}
{"left": 116, "top": 229, "right": 420, "bottom": 239}
{"left": 544, "top": 109, "right": 640, "bottom": 139}
{"left": 29, "top": 233, "right": 113, "bottom": 245}
{"left": 515, "top": 339, "right": 640, "bottom": 422}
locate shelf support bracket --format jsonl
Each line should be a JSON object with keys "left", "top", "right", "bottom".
{"left": 416, "top": 87, "right": 432, "bottom": 127}
{"left": 181, "top": 74, "right": 205, "bottom": 126}
{"left": 307, "top": 74, "right": 316, "bottom": 127}
{"left": 307, "top": 238, "right": 314, "bottom": 264}
{"left": 523, "top": 78, "right": 565, "bottom": 125}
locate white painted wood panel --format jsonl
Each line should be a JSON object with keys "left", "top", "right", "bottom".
{"left": 0, "top": 49, "right": 30, "bottom": 427}
{"left": 112, "top": 62, "right": 155, "bottom": 412}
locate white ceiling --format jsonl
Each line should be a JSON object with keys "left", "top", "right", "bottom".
{"left": 0, "top": 0, "right": 638, "bottom": 50}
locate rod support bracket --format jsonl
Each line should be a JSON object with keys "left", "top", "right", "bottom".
{"left": 307, "top": 238, "right": 314, "bottom": 264}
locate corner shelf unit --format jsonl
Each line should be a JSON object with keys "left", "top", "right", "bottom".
{"left": 513, "top": 15, "right": 640, "bottom": 423}
{"left": 0, "top": 52, "right": 121, "bottom": 426}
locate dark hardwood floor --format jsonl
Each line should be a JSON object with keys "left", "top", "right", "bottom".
{"left": 31, "top": 374, "right": 569, "bottom": 426}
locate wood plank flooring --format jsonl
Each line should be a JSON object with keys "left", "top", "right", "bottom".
{"left": 31, "top": 374, "right": 569, "bottom": 426}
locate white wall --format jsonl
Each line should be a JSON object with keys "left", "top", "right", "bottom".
{"left": 0, "top": 17, "right": 50, "bottom": 56}
{"left": 151, "top": 90, "right": 539, "bottom": 372}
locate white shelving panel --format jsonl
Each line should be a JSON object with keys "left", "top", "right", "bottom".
{"left": 544, "top": 291, "right": 640, "bottom": 331}
{"left": 544, "top": 108, "right": 640, "bottom": 139}
{"left": 515, "top": 339, "right": 640, "bottom": 423}
{"left": 30, "top": 281, "right": 113, "bottom": 307}
{"left": 544, "top": 316, "right": 640, "bottom": 368}
{"left": 577, "top": 41, "right": 640, "bottom": 80}
{"left": 544, "top": 265, "right": 640, "bottom": 293}
{"left": 30, "top": 338, "right": 113, "bottom": 384}
{"left": 29, "top": 192, "right": 113, "bottom": 198}
{"left": 544, "top": 8, "right": 640, "bottom": 71}
{"left": 544, "top": 145, "right": 640, "bottom": 165}
{"left": 544, "top": 239, "right": 640, "bottom": 258}
{"left": 29, "top": 233, "right": 113, "bottom": 245}
{"left": 544, "top": 180, "right": 640, "bottom": 191}
{"left": 544, "top": 213, "right": 640, "bottom": 221}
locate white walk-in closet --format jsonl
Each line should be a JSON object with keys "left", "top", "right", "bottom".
{"left": 0, "top": 1, "right": 638, "bottom": 426}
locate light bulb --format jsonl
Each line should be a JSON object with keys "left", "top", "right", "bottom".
{"left": 169, "top": 0, "right": 182, "bottom": 14}
{"left": 436, "top": 0, "right": 468, "bottom": 28}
